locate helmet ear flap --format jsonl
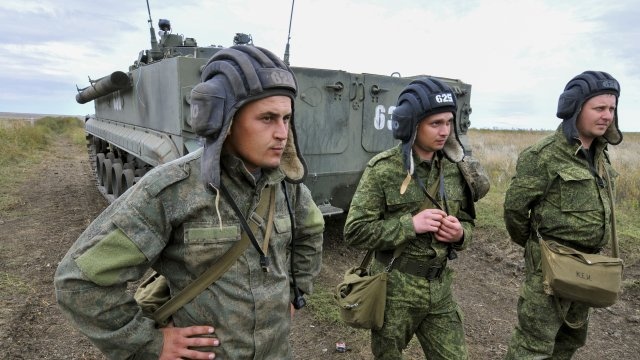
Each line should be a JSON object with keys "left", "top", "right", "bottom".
{"left": 556, "top": 88, "right": 579, "bottom": 120}
{"left": 190, "top": 79, "right": 227, "bottom": 138}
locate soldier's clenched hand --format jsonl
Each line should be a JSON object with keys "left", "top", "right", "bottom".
{"left": 412, "top": 209, "right": 447, "bottom": 234}
{"left": 434, "top": 215, "right": 464, "bottom": 243}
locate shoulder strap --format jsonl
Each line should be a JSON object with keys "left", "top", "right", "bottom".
{"left": 602, "top": 163, "right": 619, "bottom": 258}
{"left": 220, "top": 183, "right": 274, "bottom": 271}
{"left": 413, "top": 160, "right": 445, "bottom": 212}
{"left": 152, "top": 185, "right": 276, "bottom": 326}
{"left": 361, "top": 245, "right": 405, "bottom": 273}
{"left": 414, "top": 161, "right": 458, "bottom": 260}
{"left": 553, "top": 296, "right": 589, "bottom": 329}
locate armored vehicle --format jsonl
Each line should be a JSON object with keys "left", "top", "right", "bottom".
{"left": 76, "top": 9, "right": 473, "bottom": 216}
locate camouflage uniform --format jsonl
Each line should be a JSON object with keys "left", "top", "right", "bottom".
{"left": 344, "top": 145, "right": 474, "bottom": 359}
{"left": 504, "top": 126, "right": 616, "bottom": 359}
{"left": 54, "top": 148, "right": 324, "bottom": 359}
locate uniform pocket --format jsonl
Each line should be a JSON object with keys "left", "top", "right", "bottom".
{"left": 273, "top": 216, "right": 291, "bottom": 235}
{"left": 270, "top": 216, "right": 292, "bottom": 255}
{"left": 182, "top": 223, "right": 241, "bottom": 274}
{"left": 557, "top": 167, "right": 599, "bottom": 212}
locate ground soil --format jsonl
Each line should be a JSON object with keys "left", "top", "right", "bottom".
{"left": 0, "top": 135, "right": 638, "bottom": 359}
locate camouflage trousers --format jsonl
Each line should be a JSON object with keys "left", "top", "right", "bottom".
{"left": 371, "top": 263, "right": 467, "bottom": 360}
{"left": 505, "top": 241, "right": 590, "bottom": 359}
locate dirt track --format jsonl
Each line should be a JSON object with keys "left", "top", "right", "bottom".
{"left": 0, "top": 135, "right": 638, "bottom": 359}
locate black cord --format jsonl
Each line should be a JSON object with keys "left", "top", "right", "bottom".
{"left": 282, "top": 181, "right": 306, "bottom": 309}
{"left": 219, "top": 182, "right": 270, "bottom": 271}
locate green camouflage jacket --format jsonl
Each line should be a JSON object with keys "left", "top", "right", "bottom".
{"left": 504, "top": 126, "right": 616, "bottom": 249}
{"left": 54, "top": 148, "right": 324, "bottom": 359}
{"left": 344, "top": 145, "right": 474, "bottom": 262}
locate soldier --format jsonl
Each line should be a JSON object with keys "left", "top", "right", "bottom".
{"left": 54, "top": 46, "right": 324, "bottom": 359}
{"left": 504, "top": 71, "right": 622, "bottom": 359}
{"left": 344, "top": 77, "right": 488, "bottom": 359}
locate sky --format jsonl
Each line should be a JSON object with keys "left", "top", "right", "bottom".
{"left": 1, "top": 0, "right": 639, "bottom": 131}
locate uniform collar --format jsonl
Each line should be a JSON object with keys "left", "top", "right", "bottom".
{"left": 220, "top": 152, "right": 285, "bottom": 188}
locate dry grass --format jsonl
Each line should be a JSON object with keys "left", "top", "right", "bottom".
{"left": 607, "top": 132, "right": 640, "bottom": 207}
{"left": 0, "top": 117, "right": 83, "bottom": 212}
{"left": 468, "top": 129, "right": 551, "bottom": 192}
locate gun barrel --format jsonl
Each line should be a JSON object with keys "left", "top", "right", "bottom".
{"left": 76, "top": 71, "right": 131, "bottom": 104}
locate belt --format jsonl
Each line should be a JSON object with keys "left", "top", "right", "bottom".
{"left": 376, "top": 251, "right": 446, "bottom": 281}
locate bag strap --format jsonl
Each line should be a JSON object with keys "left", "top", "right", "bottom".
{"left": 602, "top": 163, "right": 619, "bottom": 258}
{"left": 414, "top": 159, "right": 457, "bottom": 260}
{"left": 220, "top": 183, "right": 273, "bottom": 271}
{"left": 412, "top": 158, "right": 445, "bottom": 212}
{"left": 152, "top": 185, "right": 276, "bottom": 326}
{"left": 552, "top": 296, "right": 589, "bottom": 329}
{"left": 360, "top": 245, "right": 405, "bottom": 274}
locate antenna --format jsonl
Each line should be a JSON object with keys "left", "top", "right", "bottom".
{"left": 146, "top": 0, "right": 159, "bottom": 52}
{"left": 283, "top": 0, "right": 295, "bottom": 65}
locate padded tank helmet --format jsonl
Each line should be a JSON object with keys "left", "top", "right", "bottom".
{"left": 189, "top": 45, "right": 306, "bottom": 189}
{"left": 392, "top": 77, "right": 465, "bottom": 176}
{"left": 556, "top": 70, "right": 622, "bottom": 145}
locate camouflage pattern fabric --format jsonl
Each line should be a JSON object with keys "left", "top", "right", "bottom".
{"left": 54, "top": 148, "right": 324, "bottom": 359}
{"left": 504, "top": 240, "right": 590, "bottom": 359}
{"left": 371, "top": 262, "right": 467, "bottom": 359}
{"left": 503, "top": 126, "right": 615, "bottom": 358}
{"left": 344, "top": 144, "right": 474, "bottom": 359}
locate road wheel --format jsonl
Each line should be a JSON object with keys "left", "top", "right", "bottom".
{"left": 96, "top": 153, "right": 106, "bottom": 185}
{"left": 111, "top": 162, "right": 124, "bottom": 197}
{"left": 101, "top": 159, "right": 113, "bottom": 194}
{"left": 123, "top": 169, "right": 135, "bottom": 191}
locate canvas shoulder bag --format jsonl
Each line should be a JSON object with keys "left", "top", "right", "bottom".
{"left": 539, "top": 238, "right": 623, "bottom": 308}
{"left": 334, "top": 245, "right": 403, "bottom": 330}
{"left": 538, "top": 162, "right": 624, "bottom": 311}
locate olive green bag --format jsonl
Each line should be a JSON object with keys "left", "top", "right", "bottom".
{"left": 335, "top": 250, "right": 387, "bottom": 330}
{"left": 539, "top": 165, "right": 624, "bottom": 309}
{"left": 335, "top": 244, "right": 405, "bottom": 330}
{"left": 135, "top": 272, "right": 171, "bottom": 316}
{"left": 539, "top": 239, "right": 623, "bottom": 308}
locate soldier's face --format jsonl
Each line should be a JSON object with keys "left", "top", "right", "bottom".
{"left": 412, "top": 112, "right": 453, "bottom": 160}
{"left": 225, "top": 96, "right": 291, "bottom": 172}
{"left": 577, "top": 94, "right": 616, "bottom": 144}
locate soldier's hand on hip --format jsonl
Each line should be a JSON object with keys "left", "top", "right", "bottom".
{"left": 412, "top": 209, "right": 447, "bottom": 234}
{"left": 434, "top": 215, "right": 464, "bottom": 243}
{"left": 160, "top": 322, "right": 219, "bottom": 360}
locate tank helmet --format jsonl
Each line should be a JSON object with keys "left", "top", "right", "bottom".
{"left": 189, "top": 45, "right": 306, "bottom": 189}
{"left": 557, "top": 70, "right": 622, "bottom": 145}
{"left": 392, "top": 77, "right": 464, "bottom": 176}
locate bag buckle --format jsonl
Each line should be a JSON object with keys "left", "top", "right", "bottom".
{"left": 384, "top": 257, "right": 397, "bottom": 273}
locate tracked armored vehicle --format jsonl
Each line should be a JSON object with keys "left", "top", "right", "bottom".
{"left": 75, "top": 9, "right": 473, "bottom": 216}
